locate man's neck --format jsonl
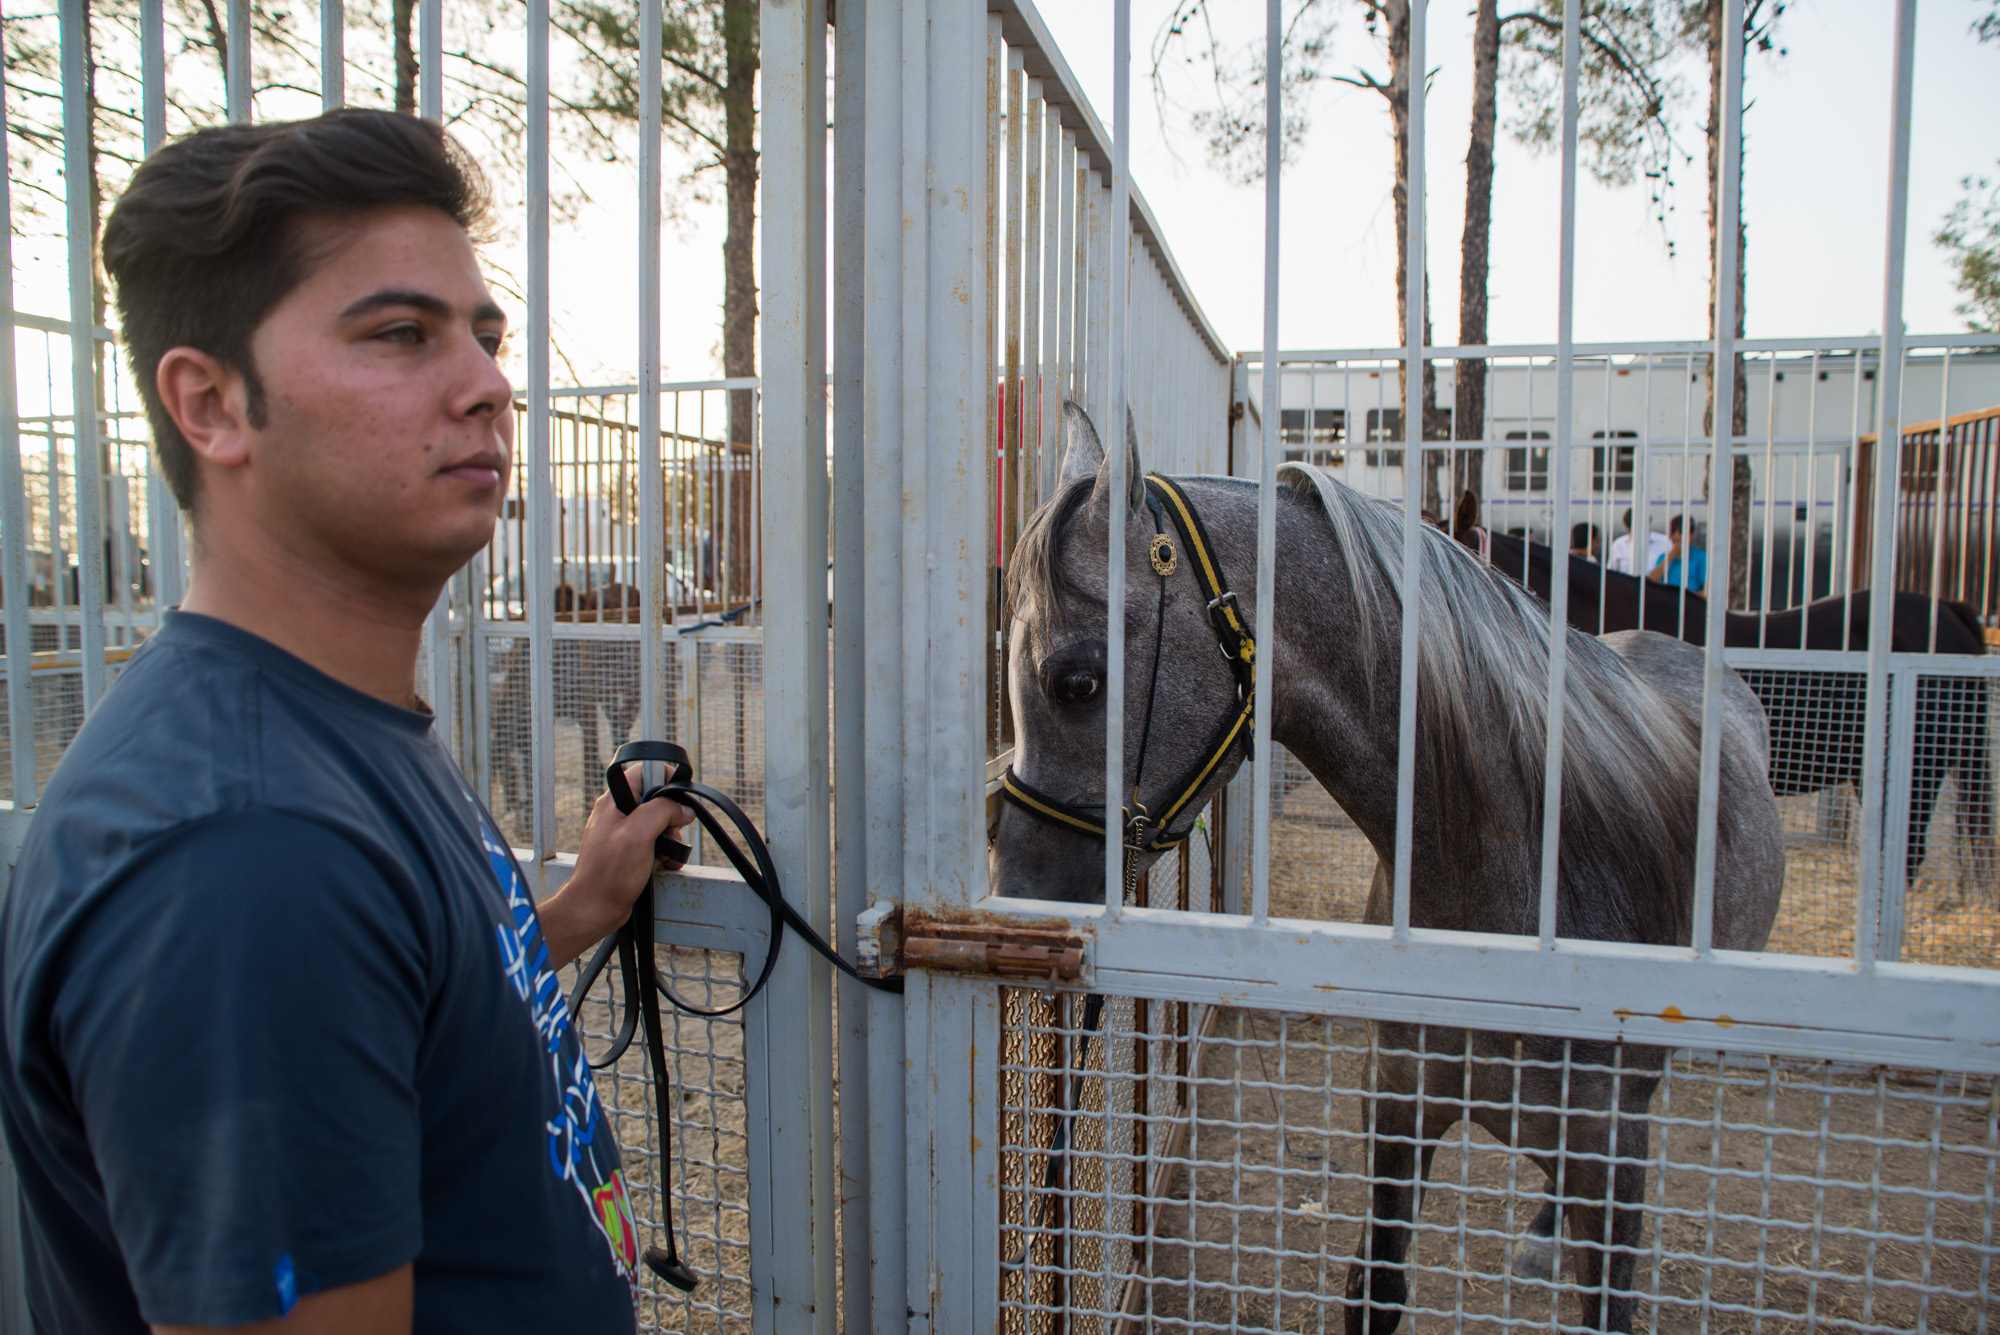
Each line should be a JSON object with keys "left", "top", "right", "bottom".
{"left": 179, "top": 526, "right": 440, "bottom": 711}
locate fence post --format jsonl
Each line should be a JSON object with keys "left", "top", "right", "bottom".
{"left": 756, "top": 0, "right": 835, "bottom": 1330}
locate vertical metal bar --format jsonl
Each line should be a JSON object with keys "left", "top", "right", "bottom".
{"left": 1390, "top": 0, "right": 1429, "bottom": 935}
{"left": 830, "top": 0, "right": 872, "bottom": 1327}
{"left": 1055, "top": 130, "right": 1075, "bottom": 455}
{"left": 1002, "top": 55, "right": 1023, "bottom": 577}
{"left": 1101, "top": 0, "right": 1131, "bottom": 912}
{"left": 1926, "top": 351, "right": 1952, "bottom": 651}
{"left": 226, "top": 0, "right": 250, "bottom": 122}
{"left": 859, "top": 0, "right": 907, "bottom": 1322}
{"left": 1535, "top": 0, "right": 1579, "bottom": 945}
{"left": 757, "top": 1, "right": 833, "bottom": 1330}
{"left": 60, "top": 0, "right": 106, "bottom": 712}
{"left": 140, "top": 0, "right": 165, "bottom": 147}
{"left": 907, "top": 0, "right": 994, "bottom": 1326}
{"left": 1880, "top": 664, "right": 1916, "bottom": 962}
{"left": 637, "top": 0, "right": 664, "bottom": 750}
{"left": 1689, "top": 0, "right": 1748, "bottom": 957}
{"left": 1249, "top": 0, "right": 1280, "bottom": 925}
{"left": 1856, "top": 0, "right": 1918, "bottom": 970}
{"left": 1036, "top": 93, "right": 1057, "bottom": 502}
{"left": 524, "top": 0, "right": 555, "bottom": 871}
{"left": 320, "top": 0, "right": 343, "bottom": 108}
{"left": 418, "top": 0, "right": 442, "bottom": 120}
{"left": 0, "top": 53, "right": 34, "bottom": 805}
{"left": 418, "top": 19, "right": 453, "bottom": 751}
{"left": 135, "top": 0, "right": 186, "bottom": 628}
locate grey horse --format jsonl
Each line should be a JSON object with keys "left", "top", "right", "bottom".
{"left": 989, "top": 404, "right": 1785, "bottom": 1333}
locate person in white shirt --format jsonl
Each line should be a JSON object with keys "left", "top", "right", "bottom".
{"left": 1606, "top": 507, "right": 1671, "bottom": 577}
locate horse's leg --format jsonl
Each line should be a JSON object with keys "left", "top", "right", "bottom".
{"left": 1553, "top": 1063, "right": 1659, "bottom": 1334}
{"left": 1509, "top": 1199, "right": 1561, "bottom": 1280}
{"left": 1344, "top": 1028, "right": 1433, "bottom": 1335}
{"left": 1558, "top": 1117, "right": 1651, "bottom": 1332}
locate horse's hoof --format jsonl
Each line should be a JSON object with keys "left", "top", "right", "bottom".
{"left": 1509, "top": 1230, "right": 1559, "bottom": 1281}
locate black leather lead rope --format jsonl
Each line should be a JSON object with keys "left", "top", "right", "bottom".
{"left": 566, "top": 739, "right": 902, "bottom": 1293}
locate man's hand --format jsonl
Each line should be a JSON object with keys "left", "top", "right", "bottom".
{"left": 540, "top": 768, "right": 695, "bottom": 970}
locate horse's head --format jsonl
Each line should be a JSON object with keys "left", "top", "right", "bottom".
{"left": 990, "top": 404, "right": 1250, "bottom": 904}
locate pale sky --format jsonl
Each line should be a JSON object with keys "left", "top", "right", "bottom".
{"left": 13, "top": 0, "right": 1998, "bottom": 404}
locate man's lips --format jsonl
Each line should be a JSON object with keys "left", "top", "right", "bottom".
{"left": 439, "top": 452, "right": 507, "bottom": 486}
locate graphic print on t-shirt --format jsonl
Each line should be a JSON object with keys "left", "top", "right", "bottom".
{"left": 479, "top": 818, "right": 641, "bottom": 1287}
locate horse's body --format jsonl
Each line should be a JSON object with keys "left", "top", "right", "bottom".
{"left": 1465, "top": 522, "right": 1993, "bottom": 886}
{"left": 990, "top": 407, "right": 1786, "bottom": 1332}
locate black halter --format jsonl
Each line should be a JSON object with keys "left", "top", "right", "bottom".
{"left": 1000, "top": 475, "right": 1256, "bottom": 887}
{"left": 568, "top": 740, "right": 902, "bottom": 1293}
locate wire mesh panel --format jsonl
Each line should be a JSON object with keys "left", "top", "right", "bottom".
{"left": 573, "top": 945, "right": 755, "bottom": 1334}
{"left": 999, "top": 1000, "right": 1998, "bottom": 1334}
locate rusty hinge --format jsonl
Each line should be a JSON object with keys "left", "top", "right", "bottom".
{"left": 897, "top": 909, "right": 1090, "bottom": 986}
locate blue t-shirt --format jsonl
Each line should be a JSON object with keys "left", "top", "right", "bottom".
{"left": 0, "top": 612, "right": 639, "bottom": 1331}
{"left": 1664, "top": 547, "right": 1708, "bottom": 593}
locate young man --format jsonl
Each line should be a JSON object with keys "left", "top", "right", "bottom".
{"left": 0, "top": 111, "right": 691, "bottom": 1332}
{"left": 1647, "top": 514, "right": 1709, "bottom": 593}
{"left": 1568, "top": 521, "right": 1602, "bottom": 563}
{"left": 1605, "top": 506, "right": 1670, "bottom": 577}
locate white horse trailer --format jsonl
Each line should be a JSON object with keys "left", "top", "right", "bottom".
{"left": 2, "top": 0, "right": 1998, "bottom": 1332}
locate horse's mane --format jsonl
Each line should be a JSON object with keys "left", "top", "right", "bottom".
{"left": 1279, "top": 463, "right": 1708, "bottom": 943}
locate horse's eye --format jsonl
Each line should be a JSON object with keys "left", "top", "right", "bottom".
{"left": 1053, "top": 669, "right": 1100, "bottom": 705}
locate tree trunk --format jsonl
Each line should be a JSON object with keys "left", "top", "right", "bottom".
{"left": 393, "top": 0, "right": 416, "bottom": 115}
{"left": 1382, "top": 0, "right": 1442, "bottom": 511}
{"left": 1452, "top": 0, "right": 1499, "bottom": 520}
{"left": 721, "top": 0, "right": 758, "bottom": 603}
{"left": 1701, "top": 0, "right": 1751, "bottom": 607}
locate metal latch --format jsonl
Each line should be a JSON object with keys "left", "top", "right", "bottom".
{"left": 899, "top": 909, "right": 1090, "bottom": 986}
{"left": 855, "top": 901, "right": 902, "bottom": 980}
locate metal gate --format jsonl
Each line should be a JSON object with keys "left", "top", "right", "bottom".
{"left": 813, "top": 0, "right": 2000, "bottom": 1332}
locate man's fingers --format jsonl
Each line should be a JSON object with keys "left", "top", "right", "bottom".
{"left": 636, "top": 794, "right": 693, "bottom": 836}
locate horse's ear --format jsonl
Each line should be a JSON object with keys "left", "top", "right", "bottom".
{"left": 1453, "top": 488, "right": 1480, "bottom": 541}
{"left": 1088, "top": 408, "right": 1147, "bottom": 518}
{"left": 1057, "top": 402, "right": 1104, "bottom": 489}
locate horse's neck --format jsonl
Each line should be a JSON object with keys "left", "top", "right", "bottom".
{"left": 1217, "top": 484, "right": 1434, "bottom": 861}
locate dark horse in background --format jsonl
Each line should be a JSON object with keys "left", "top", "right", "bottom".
{"left": 1451, "top": 493, "right": 1994, "bottom": 890}
{"left": 490, "top": 582, "right": 645, "bottom": 829}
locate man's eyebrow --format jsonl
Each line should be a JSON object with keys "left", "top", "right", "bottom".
{"left": 337, "top": 289, "right": 508, "bottom": 327}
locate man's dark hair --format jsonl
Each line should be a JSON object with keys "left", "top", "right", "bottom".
{"left": 101, "top": 109, "right": 490, "bottom": 512}
{"left": 1570, "top": 521, "right": 1600, "bottom": 551}
{"left": 1668, "top": 514, "right": 1684, "bottom": 536}
{"left": 1621, "top": 507, "right": 1633, "bottom": 530}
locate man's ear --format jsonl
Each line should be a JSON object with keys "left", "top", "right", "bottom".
{"left": 153, "top": 347, "right": 255, "bottom": 472}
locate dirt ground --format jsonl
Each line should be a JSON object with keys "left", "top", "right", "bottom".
{"left": 1001, "top": 1008, "right": 1999, "bottom": 1335}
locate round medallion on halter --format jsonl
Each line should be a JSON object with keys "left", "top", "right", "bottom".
{"left": 1148, "top": 533, "right": 1177, "bottom": 578}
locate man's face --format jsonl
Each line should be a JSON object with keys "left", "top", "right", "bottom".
{"left": 234, "top": 205, "right": 512, "bottom": 591}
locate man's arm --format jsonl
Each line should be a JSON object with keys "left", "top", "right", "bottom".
{"left": 153, "top": 1265, "right": 411, "bottom": 1335}
{"left": 57, "top": 814, "right": 430, "bottom": 1328}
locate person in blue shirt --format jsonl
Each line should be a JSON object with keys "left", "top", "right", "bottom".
{"left": 0, "top": 111, "right": 694, "bottom": 1334}
{"left": 1647, "top": 514, "right": 1709, "bottom": 593}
